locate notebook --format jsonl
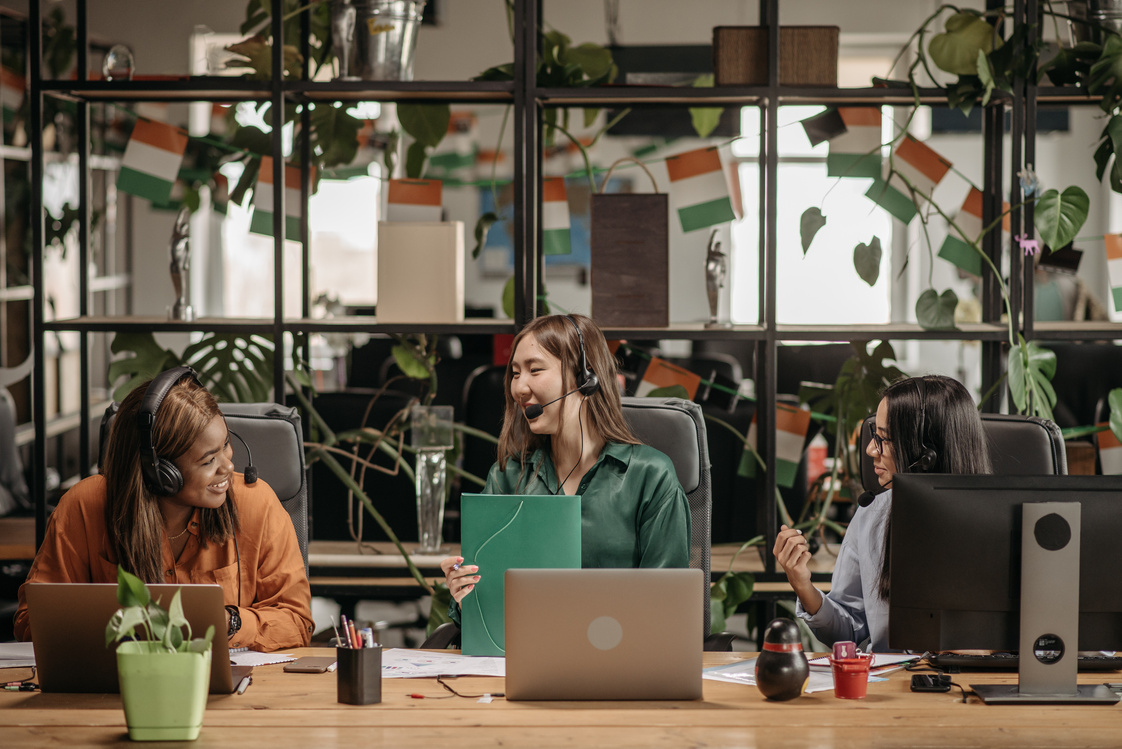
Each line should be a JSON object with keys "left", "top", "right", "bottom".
{"left": 25, "top": 582, "right": 252, "bottom": 694}
{"left": 459, "top": 493, "right": 581, "bottom": 656}
{"left": 504, "top": 568, "right": 704, "bottom": 700}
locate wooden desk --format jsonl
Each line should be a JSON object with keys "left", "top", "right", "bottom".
{"left": 2, "top": 649, "right": 1120, "bottom": 748}
{"left": 0, "top": 516, "right": 33, "bottom": 560}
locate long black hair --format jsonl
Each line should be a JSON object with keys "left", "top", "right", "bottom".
{"left": 877, "top": 375, "right": 991, "bottom": 599}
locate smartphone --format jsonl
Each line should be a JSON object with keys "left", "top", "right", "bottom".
{"left": 283, "top": 656, "right": 337, "bottom": 674}
{"left": 910, "top": 673, "right": 951, "bottom": 692}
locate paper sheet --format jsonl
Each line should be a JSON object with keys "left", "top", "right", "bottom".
{"left": 0, "top": 642, "right": 36, "bottom": 669}
{"left": 807, "top": 653, "right": 917, "bottom": 673}
{"left": 381, "top": 648, "right": 505, "bottom": 678}
{"left": 230, "top": 651, "right": 296, "bottom": 667}
{"left": 703, "top": 657, "right": 887, "bottom": 694}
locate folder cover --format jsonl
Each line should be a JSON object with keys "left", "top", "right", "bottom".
{"left": 460, "top": 493, "right": 581, "bottom": 656}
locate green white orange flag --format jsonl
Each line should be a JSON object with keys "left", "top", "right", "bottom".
{"left": 826, "top": 107, "right": 882, "bottom": 179}
{"left": 635, "top": 357, "right": 701, "bottom": 400}
{"left": 1, "top": 68, "right": 23, "bottom": 124}
{"left": 938, "top": 187, "right": 1010, "bottom": 275}
{"left": 116, "top": 118, "right": 188, "bottom": 204}
{"left": 250, "top": 156, "right": 305, "bottom": 239}
{"left": 741, "top": 403, "right": 812, "bottom": 488}
{"left": 542, "top": 177, "right": 571, "bottom": 256}
{"left": 1097, "top": 423, "right": 1122, "bottom": 475}
{"left": 892, "top": 135, "right": 952, "bottom": 198}
{"left": 1106, "top": 234, "right": 1122, "bottom": 311}
{"left": 386, "top": 178, "right": 442, "bottom": 222}
{"left": 666, "top": 147, "right": 736, "bottom": 233}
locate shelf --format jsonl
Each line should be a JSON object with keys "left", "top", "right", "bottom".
{"left": 0, "top": 285, "right": 32, "bottom": 302}
{"left": 42, "top": 78, "right": 272, "bottom": 103}
{"left": 294, "top": 80, "right": 513, "bottom": 104}
{"left": 598, "top": 323, "right": 766, "bottom": 341}
{"left": 1030, "top": 321, "right": 1122, "bottom": 341}
{"left": 775, "top": 323, "right": 1010, "bottom": 342}
{"left": 536, "top": 85, "right": 954, "bottom": 107}
{"left": 43, "top": 316, "right": 278, "bottom": 334}
{"left": 288, "top": 317, "right": 516, "bottom": 335}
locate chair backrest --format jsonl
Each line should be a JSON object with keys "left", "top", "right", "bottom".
{"left": 0, "top": 388, "right": 30, "bottom": 516}
{"left": 619, "top": 397, "right": 712, "bottom": 636}
{"left": 99, "top": 401, "right": 309, "bottom": 572}
{"left": 859, "top": 412, "right": 1067, "bottom": 494}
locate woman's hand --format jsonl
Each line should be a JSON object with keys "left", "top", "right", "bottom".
{"left": 773, "top": 524, "right": 821, "bottom": 615}
{"left": 440, "top": 556, "right": 480, "bottom": 603}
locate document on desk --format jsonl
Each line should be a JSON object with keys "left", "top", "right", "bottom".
{"left": 381, "top": 648, "right": 505, "bottom": 678}
{"left": 807, "top": 653, "right": 917, "bottom": 673}
{"left": 703, "top": 657, "right": 888, "bottom": 694}
{"left": 230, "top": 651, "right": 296, "bottom": 667}
{"left": 0, "top": 642, "right": 36, "bottom": 669}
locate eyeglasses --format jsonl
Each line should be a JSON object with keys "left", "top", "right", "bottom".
{"left": 870, "top": 431, "right": 892, "bottom": 455}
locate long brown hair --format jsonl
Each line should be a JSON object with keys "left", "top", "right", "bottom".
{"left": 102, "top": 374, "right": 239, "bottom": 584}
{"left": 495, "top": 314, "right": 638, "bottom": 483}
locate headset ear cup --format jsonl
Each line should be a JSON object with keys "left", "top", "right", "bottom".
{"left": 919, "top": 448, "right": 937, "bottom": 472}
{"left": 154, "top": 458, "right": 184, "bottom": 495}
{"left": 579, "top": 372, "right": 600, "bottom": 397}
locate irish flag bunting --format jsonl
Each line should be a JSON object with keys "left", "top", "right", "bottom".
{"left": 740, "top": 403, "right": 811, "bottom": 488}
{"left": 636, "top": 357, "right": 702, "bottom": 400}
{"left": 1106, "top": 234, "right": 1122, "bottom": 312}
{"left": 1097, "top": 424, "right": 1122, "bottom": 475}
{"left": 116, "top": 118, "right": 188, "bottom": 205}
{"left": 542, "top": 177, "right": 571, "bottom": 256}
{"left": 666, "top": 147, "right": 736, "bottom": 233}
{"left": 250, "top": 156, "right": 306, "bottom": 239}
{"left": 892, "top": 135, "right": 952, "bottom": 199}
{"left": 938, "top": 187, "right": 1010, "bottom": 275}
{"left": 0, "top": 68, "right": 23, "bottom": 124}
{"left": 386, "top": 178, "right": 442, "bottom": 222}
{"left": 826, "top": 107, "right": 882, "bottom": 179}
{"left": 865, "top": 177, "right": 917, "bottom": 224}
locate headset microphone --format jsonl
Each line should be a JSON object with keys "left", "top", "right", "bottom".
{"left": 227, "top": 429, "right": 258, "bottom": 484}
{"left": 524, "top": 387, "right": 581, "bottom": 420}
{"left": 857, "top": 491, "right": 876, "bottom": 508}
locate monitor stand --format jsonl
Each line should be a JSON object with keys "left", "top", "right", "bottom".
{"left": 972, "top": 502, "right": 1118, "bottom": 705}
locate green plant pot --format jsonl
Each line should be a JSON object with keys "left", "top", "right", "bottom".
{"left": 116, "top": 641, "right": 211, "bottom": 741}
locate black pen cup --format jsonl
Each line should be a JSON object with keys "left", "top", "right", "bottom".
{"left": 337, "top": 646, "right": 382, "bottom": 705}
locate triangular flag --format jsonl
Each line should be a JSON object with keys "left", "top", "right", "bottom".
{"left": 724, "top": 157, "right": 744, "bottom": 220}
{"left": 386, "top": 178, "right": 442, "bottom": 222}
{"left": 938, "top": 187, "right": 1011, "bottom": 275}
{"left": 635, "top": 357, "right": 701, "bottom": 400}
{"left": 250, "top": 156, "right": 306, "bottom": 239}
{"left": 865, "top": 178, "right": 917, "bottom": 224}
{"left": 1105, "top": 234, "right": 1122, "bottom": 311}
{"left": 741, "top": 403, "right": 812, "bottom": 488}
{"left": 1097, "top": 423, "right": 1122, "bottom": 474}
{"left": 826, "top": 107, "right": 882, "bottom": 179}
{"left": 666, "top": 147, "right": 736, "bottom": 233}
{"left": 892, "top": 135, "right": 952, "bottom": 198}
{"left": 801, "top": 107, "right": 846, "bottom": 147}
{"left": 116, "top": 118, "right": 188, "bottom": 204}
{"left": 0, "top": 67, "right": 23, "bottom": 125}
{"left": 209, "top": 103, "right": 229, "bottom": 137}
{"left": 542, "top": 177, "right": 571, "bottom": 256}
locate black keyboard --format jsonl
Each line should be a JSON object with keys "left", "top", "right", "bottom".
{"left": 927, "top": 652, "right": 1122, "bottom": 672}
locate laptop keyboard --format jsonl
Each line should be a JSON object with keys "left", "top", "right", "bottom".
{"left": 927, "top": 652, "right": 1122, "bottom": 672}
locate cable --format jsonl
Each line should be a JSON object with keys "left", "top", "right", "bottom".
{"left": 436, "top": 674, "right": 504, "bottom": 699}
{"left": 555, "top": 398, "right": 587, "bottom": 495}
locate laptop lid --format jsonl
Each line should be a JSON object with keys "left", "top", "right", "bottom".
{"left": 25, "top": 583, "right": 251, "bottom": 694}
{"left": 504, "top": 568, "right": 704, "bottom": 700}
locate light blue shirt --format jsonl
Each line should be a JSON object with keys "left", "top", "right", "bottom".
{"left": 796, "top": 489, "right": 893, "bottom": 652}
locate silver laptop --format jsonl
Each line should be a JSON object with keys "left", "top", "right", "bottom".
{"left": 25, "top": 582, "right": 251, "bottom": 694}
{"left": 504, "top": 568, "right": 704, "bottom": 700}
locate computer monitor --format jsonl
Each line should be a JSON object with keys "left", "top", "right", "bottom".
{"left": 889, "top": 473, "right": 1122, "bottom": 704}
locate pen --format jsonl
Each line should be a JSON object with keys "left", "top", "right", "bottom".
{"left": 3, "top": 684, "right": 37, "bottom": 691}
{"left": 236, "top": 675, "right": 252, "bottom": 695}
{"left": 339, "top": 614, "right": 350, "bottom": 647}
{"left": 348, "top": 621, "right": 360, "bottom": 650}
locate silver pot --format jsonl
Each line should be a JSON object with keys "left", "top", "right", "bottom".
{"left": 331, "top": 0, "right": 426, "bottom": 81}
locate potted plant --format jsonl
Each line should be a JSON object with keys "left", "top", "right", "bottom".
{"left": 105, "top": 566, "right": 215, "bottom": 742}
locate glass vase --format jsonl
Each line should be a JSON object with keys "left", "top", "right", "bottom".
{"left": 411, "top": 405, "right": 453, "bottom": 553}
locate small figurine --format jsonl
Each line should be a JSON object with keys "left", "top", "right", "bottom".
{"left": 331, "top": 0, "right": 358, "bottom": 80}
{"left": 168, "top": 207, "right": 194, "bottom": 321}
{"left": 704, "top": 228, "right": 728, "bottom": 328}
{"left": 754, "top": 617, "right": 809, "bottom": 701}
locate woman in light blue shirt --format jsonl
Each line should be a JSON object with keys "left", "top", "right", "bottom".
{"left": 773, "top": 375, "right": 991, "bottom": 651}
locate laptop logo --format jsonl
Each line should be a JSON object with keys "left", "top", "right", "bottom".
{"left": 588, "top": 616, "right": 623, "bottom": 650}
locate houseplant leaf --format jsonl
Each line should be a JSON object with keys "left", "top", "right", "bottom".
{"left": 800, "top": 207, "right": 826, "bottom": 254}
{"left": 929, "top": 12, "right": 997, "bottom": 77}
{"left": 854, "top": 237, "right": 882, "bottom": 286}
{"left": 108, "top": 333, "right": 180, "bottom": 402}
{"left": 1109, "top": 388, "right": 1122, "bottom": 442}
{"left": 182, "top": 334, "right": 275, "bottom": 403}
{"left": 1033, "top": 186, "right": 1089, "bottom": 250}
{"left": 1089, "top": 33, "right": 1122, "bottom": 113}
{"left": 1008, "top": 336, "right": 1057, "bottom": 418}
{"left": 405, "top": 140, "right": 428, "bottom": 180}
{"left": 391, "top": 342, "right": 432, "bottom": 380}
{"left": 310, "top": 104, "right": 361, "bottom": 169}
{"left": 397, "top": 103, "right": 451, "bottom": 148}
{"left": 916, "top": 288, "right": 959, "bottom": 330}
{"left": 647, "top": 385, "right": 690, "bottom": 400}
{"left": 472, "top": 211, "right": 500, "bottom": 259}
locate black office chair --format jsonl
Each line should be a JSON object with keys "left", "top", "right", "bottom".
{"left": 99, "top": 401, "right": 310, "bottom": 573}
{"left": 858, "top": 412, "right": 1067, "bottom": 497}
{"left": 0, "top": 388, "right": 30, "bottom": 517}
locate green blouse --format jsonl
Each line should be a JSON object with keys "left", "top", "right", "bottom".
{"left": 449, "top": 442, "right": 692, "bottom": 627}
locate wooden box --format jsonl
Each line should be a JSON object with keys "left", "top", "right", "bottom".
{"left": 590, "top": 194, "right": 669, "bottom": 328}
{"left": 376, "top": 221, "right": 465, "bottom": 324}
{"left": 714, "top": 26, "right": 839, "bottom": 86}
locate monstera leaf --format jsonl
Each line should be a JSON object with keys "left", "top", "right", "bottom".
{"left": 1033, "top": 186, "right": 1089, "bottom": 251}
{"left": 1008, "top": 336, "right": 1057, "bottom": 419}
{"left": 107, "top": 333, "right": 180, "bottom": 402}
{"left": 182, "top": 334, "right": 275, "bottom": 403}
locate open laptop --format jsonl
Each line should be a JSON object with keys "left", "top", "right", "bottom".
{"left": 504, "top": 568, "right": 703, "bottom": 700}
{"left": 25, "top": 582, "right": 252, "bottom": 694}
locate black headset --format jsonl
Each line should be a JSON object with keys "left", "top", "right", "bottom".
{"left": 911, "top": 377, "right": 938, "bottom": 472}
{"left": 137, "top": 366, "right": 200, "bottom": 496}
{"left": 564, "top": 315, "right": 600, "bottom": 397}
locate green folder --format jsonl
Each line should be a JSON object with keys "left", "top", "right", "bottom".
{"left": 459, "top": 493, "right": 582, "bottom": 656}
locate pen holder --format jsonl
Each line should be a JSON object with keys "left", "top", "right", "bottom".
{"left": 337, "top": 646, "right": 382, "bottom": 705}
{"left": 829, "top": 653, "right": 872, "bottom": 699}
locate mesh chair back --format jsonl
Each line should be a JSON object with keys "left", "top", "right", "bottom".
{"left": 620, "top": 397, "right": 712, "bottom": 636}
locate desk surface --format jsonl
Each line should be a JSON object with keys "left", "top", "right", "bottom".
{"left": 2, "top": 649, "right": 1119, "bottom": 748}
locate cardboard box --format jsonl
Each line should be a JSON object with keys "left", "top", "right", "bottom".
{"left": 376, "top": 221, "right": 465, "bottom": 324}
{"left": 714, "top": 26, "right": 839, "bottom": 86}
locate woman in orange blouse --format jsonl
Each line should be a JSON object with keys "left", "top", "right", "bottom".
{"left": 14, "top": 367, "right": 313, "bottom": 651}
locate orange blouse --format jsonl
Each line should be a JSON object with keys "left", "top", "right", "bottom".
{"left": 14, "top": 473, "right": 313, "bottom": 651}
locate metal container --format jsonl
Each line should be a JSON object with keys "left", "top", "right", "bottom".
{"left": 334, "top": 0, "right": 426, "bottom": 81}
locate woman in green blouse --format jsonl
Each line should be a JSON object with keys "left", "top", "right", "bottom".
{"left": 440, "top": 313, "right": 691, "bottom": 605}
